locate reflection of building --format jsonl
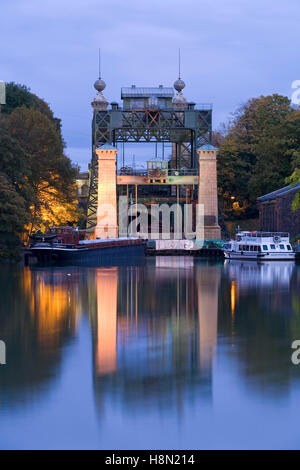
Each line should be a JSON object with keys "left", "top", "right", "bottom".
{"left": 219, "top": 259, "right": 300, "bottom": 396}
{"left": 155, "top": 256, "right": 194, "bottom": 270}
{"left": 224, "top": 260, "right": 295, "bottom": 290}
{"left": 196, "top": 265, "right": 220, "bottom": 370}
{"left": 92, "top": 260, "right": 221, "bottom": 414}
{"left": 96, "top": 268, "right": 118, "bottom": 374}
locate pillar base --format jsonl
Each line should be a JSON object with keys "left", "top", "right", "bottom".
{"left": 204, "top": 225, "right": 221, "bottom": 240}
{"left": 95, "top": 225, "right": 119, "bottom": 239}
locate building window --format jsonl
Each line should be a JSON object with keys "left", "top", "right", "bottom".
{"left": 263, "top": 245, "right": 268, "bottom": 250}
{"left": 131, "top": 99, "right": 145, "bottom": 109}
{"left": 279, "top": 244, "right": 284, "bottom": 250}
{"left": 270, "top": 244, "right": 275, "bottom": 250}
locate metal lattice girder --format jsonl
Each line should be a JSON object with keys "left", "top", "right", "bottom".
{"left": 93, "top": 108, "right": 212, "bottom": 145}
{"left": 86, "top": 154, "right": 98, "bottom": 228}
{"left": 87, "top": 106, "right": 212, "bottom": 228}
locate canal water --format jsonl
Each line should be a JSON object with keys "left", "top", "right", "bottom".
{"left": 0, "top": 257, "right": 300, "bottom": 450}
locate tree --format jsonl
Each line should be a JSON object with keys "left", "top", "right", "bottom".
{"left": 281, "top": 110, "right": 300, "bottom": 210}
{"left": 0, "top": 174, "right": 28, "bottom": 259}
{"left": 0, "top": 128, "right": 34, "bottom": 258}
{"left": 33, "top": 184, "right": 80, "bottom": 232}
{"left": 2, "top": 83, "right": 39, "bottom": 116}
{"left": 3, "top": 82, "right": 64, "bottom": 140}
{"left": 0, "top": 127, "right": 33, "bottom": 210}
{"left": 217, "top": 94, "right": 293, "bottom": 218}
{"left": 7, "top": 106, "right": 78, "bottom": 233}
{"left": 0, "top": 83, "right": 80, "bottom": 257}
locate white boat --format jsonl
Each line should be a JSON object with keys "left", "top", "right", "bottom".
{"left": 223, "top": 231, "right": 295, "bottom": 261}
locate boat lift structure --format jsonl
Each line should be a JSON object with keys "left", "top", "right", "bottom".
{"left": 85, "top": 63, "right": 221, "bottom": 240}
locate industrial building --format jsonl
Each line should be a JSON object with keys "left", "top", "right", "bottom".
{"left": 78, "top": 67, "right": 221, "bottom": 240}
{"left": 257, "top": 184, "right": 300, "bottom": 238}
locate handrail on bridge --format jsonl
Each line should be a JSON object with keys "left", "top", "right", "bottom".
{"left": 117, "top": 168, "right": 199, "bottom": 176}
{"left": 109, "top": 103, "right": 213, "bottom": 111}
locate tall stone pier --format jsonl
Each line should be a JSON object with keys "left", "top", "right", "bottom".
{"left": 95, "top": 144, "right": 119, "bottom": 239}
{"left": 197, "top": 144, "right": 221, "bottom": 240}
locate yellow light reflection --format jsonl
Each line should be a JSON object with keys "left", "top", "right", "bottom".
{"left": 96, "top": 268, "right": 118, "bottom": 375}
{"left": 23, "top": 267, "right": 78, "bottom": 348}
{"left": 231, "top": 280, "right": 238, "bottom": 317}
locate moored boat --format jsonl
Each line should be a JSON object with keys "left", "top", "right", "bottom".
{"left": 27, "top": 227, "right": 146, "bottom": 266}
{"left": 223, "top": 231, "right": 295, "bottom": 261}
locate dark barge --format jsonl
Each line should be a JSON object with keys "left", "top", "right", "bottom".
{"left": 25, "top": 228, "right": 146, "bottom": 266}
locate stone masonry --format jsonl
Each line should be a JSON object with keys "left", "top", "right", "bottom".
{"left": 95, "top": 144, "right": 119, "bottom": 239}
{"left": 197, "top": 145, "right": 221, "bottom": 240}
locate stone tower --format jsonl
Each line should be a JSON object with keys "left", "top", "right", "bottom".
{"left": 197, "top": 144, "right": 221, "bottom": 240}
{"left": 95, "top": 144, "right": 119, "bottom": 239}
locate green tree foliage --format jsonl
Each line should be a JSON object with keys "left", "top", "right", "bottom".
{"left": 288, "top": 166, "right": 300, "bottom": 211}
{"left": 283, "top": 110, "right": 300, "bottom": 210}
{"left": 0, "top": 174, "right": 28, "bottom": 259}
{"left": 3, "top": 82, "right": 53, "bottom": 119}
{"left": 0, "top": 83, "right": 79, "bottom": 258}
{"left": 8, "top": 107, "right": 68, "bottom": 187}
{"left": 7, "top": 106, "right": 78, "bottom": 233}
{"left": 3, "top": 82, "right": 63, "bottom": 138}
{"left": 0, "top": 127, "right": 33, "bottom": 209}
{"left": 218, "top": 94, "right": 293, "bottom": 218}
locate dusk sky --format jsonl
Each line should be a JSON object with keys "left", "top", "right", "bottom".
{"left": 1, "top": 0, "right": 300, "bottom": 170}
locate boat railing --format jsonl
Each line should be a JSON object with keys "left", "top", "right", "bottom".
{"left": 238, "top": 231, "right": 289, "bottom": 239}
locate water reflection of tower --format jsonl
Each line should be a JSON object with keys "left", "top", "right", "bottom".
{"left": 92, "top": 259, "right": 221, "bottom": 416}
{"left": 196, "top": 264, "right": 220, "bottom": 371}
{"left": 94, "top": 266, "right": 140, "bottom": 378}
{"left": 95, "top": 268, "right": 118, "bottom": 375}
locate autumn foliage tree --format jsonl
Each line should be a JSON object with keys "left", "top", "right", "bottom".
{"left": 7, "top": 106, "right": 78, "bottom": 233}
{"left": 0, "top": 82, "right": 79, "bottom": 258}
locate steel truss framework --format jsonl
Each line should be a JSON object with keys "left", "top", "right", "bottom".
{"left": 87, "top": 107, "right": 212, "bottom": 228}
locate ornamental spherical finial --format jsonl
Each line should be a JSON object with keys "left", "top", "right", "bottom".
{"left": 174, "top": 78, "right": 185, "bottom": 93}
{"left": 94, "top": 78, "right": 106, "bottom": 92}
{"left": 172, "top": 92, "right": 187, "bottom": 107}
{"left": 91, "top": 91, "right": 109, "bottom": 110}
